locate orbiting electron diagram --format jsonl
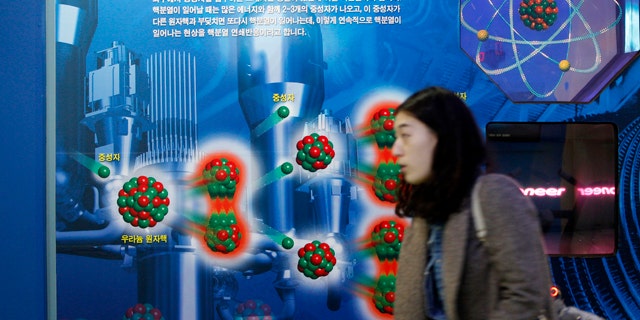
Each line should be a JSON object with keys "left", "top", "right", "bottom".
{"left": 461, "top": 0, "right": 624, "bottom": 99}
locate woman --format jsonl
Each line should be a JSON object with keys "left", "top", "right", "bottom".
{"left": 392, "top": 87, "right": 556, "bottom": 320}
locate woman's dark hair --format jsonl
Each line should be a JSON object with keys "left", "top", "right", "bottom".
{"left": 394, "top": 87, "right": 486, "bottom": 224}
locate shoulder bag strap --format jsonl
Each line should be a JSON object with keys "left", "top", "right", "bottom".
{"left": 471, "top": 182, "right": 488, "bottom": 243}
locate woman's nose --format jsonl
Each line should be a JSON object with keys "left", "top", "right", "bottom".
{"left": 391, "top": 140, "right": 401, "bottom": 156}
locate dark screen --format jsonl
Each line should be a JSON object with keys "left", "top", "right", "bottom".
{"left": 486, "top": 122, "right": 618, "bottom": 257}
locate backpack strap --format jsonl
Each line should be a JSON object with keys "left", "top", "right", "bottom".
{"left": 471, "top": 182, "right": 488, "bottom": 243}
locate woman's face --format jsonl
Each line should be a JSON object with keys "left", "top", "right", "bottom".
{"left": 391, "top": 111, "right": 438, "bottom": 185}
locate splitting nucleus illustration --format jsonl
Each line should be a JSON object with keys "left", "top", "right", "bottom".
{"left": 370, "top": 108, "right": 396, "bottom": 149}
{"left": 204, "top": 209, "right": 243, "bottom": 254}
{"left": 197, "top": 155, "right": 247, "bottom": 255}
{"left": 372, "top": 161, "right": 401, "bottom": 203}
{"left": 203, "top": 158, "right": 240, "bottom": 199}
{"left": 373, "top": 273, "right": 396, "bottom": 315}
{"left": 371, "top": 220, "right": 405, "bottom": 261}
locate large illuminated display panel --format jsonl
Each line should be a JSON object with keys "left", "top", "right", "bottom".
{"left": 54, "top": 1, "right": 415, "bottom": 319}
{"left": 486, "top": 122, "right": 618, "bottom": 256}
{"left": 51, "top": 0, "right": 639, "bottom": 319}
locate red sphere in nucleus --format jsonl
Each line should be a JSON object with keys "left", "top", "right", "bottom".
{"left": 215, "top": 169, "right": 228, "bottom": 181}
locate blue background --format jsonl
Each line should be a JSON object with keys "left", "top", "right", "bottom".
{"left": 0, "top": 0, "right": 47, "bottom": 318}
